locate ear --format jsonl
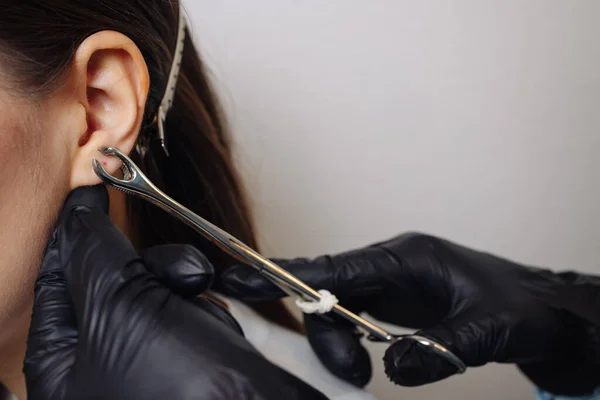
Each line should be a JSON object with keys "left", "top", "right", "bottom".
{"left": 69, "top": 31, "right": 150, "bottom": 189}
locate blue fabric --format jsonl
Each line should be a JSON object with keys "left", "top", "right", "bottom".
{"left": 536, "top": 387, "right": 600, "bottom": 400}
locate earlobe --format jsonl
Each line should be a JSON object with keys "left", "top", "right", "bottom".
{"left": 69, "top": 31, "right": 150, "bottom": 189}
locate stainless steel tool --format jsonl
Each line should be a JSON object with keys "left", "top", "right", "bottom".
{"left": 93, "top": 146, "right": 467, "bottom": 374}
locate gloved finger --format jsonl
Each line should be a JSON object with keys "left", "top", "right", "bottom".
{"left": 26, "top": 186, "right": 109, "bottom": 356}
{"left": 220, "top": 244, "right": 421, "bottom": 303}
{"left": 57, "top": 185, "right": 143, "bottom": 315}
{"left": 220, "top": 250, "right": 387, "bottom": 301}
{"left": 219, "top": 258, "right": 314, "bottom": 301}
{"left": 140, "top": 244, "right": 215, "bottom": 298}
{"left": 303, "top": 313, "right": 372, "bottom": 388}
{"left": 383, "top": 310, "right": 503, "bottom": 386}
{"left": 383, "top": 335, "right": 460, "bottom": 386}
{"left": 24, "top": 224, "right": 77, "bottom": 396}
{"left": 382, "top": 307, "right": 564, "bottom": 386}
{"left": 384, "top": 311, "right": 493, "bottom": 386}
{"left": 188, "top": 297, "right": 245, "bottom": 335}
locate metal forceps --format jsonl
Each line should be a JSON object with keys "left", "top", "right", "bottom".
{"left": 93, "top": 147, "right": 467, "bottom": 374}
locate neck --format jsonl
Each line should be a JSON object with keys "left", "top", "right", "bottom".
{"left": 0, "top": 190, "right": 130, "bottom": 400}
{"left": 0, "top": 303, "right": 31, "bottom": 400}
{"left": 108, "top": 187, "right": 131, "bottom": 239}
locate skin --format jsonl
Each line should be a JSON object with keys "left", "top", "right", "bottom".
{"left": 0, "top": 31, "right": 150, "bottom": 399}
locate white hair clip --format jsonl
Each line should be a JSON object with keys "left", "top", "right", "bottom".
{"left": 157, "top": 8, "right": 187, "bottom": 157}
{"left": 137, "top": 7, "right": 186, "bottom": 158}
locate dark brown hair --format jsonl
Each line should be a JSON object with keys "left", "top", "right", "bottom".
{"left": 1, "top": 1, "right": 302, "bottom": 332}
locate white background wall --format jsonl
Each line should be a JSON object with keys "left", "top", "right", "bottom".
{"left": 183, "top": 2, "right": 600, "bottom": 399}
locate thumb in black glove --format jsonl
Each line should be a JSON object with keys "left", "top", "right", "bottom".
{"left": 25, "top": 185, "right": 327, "bottom": 400}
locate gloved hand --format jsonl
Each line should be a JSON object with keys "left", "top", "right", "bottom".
{"left": 220, "top": 233, "right": 600, "bottom": 396}
{"left": 24, "top": 186, "right": 328, "bottom": 400}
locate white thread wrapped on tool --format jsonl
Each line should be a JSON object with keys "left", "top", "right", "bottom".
{"left": 295, "top": 290, "right": 339, "bottom": 314}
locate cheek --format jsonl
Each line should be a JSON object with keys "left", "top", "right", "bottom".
{"left": 0, "top": 107, "right": 70, "bottom": 341}
{"left": 0, "top": 106, "right": 70, "bottom": 200}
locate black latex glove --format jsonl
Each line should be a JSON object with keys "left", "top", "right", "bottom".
{"left": 220, "top": 233, "right": 600, "bottom": 396}
{"left": 24, "top": 186, "right": 328, "bottom": 400}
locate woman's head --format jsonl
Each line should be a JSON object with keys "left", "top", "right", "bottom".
{"left": 0, "top": 0, "right": 300, "bottom": 360}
